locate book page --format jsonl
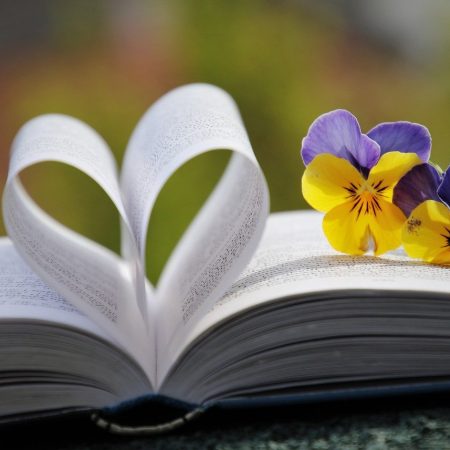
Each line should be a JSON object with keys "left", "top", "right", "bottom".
{"left": 218, "top": 210, "right": 450, "bottom": 302}
{"left": 0, "top": 237, "right": 110, "bottom": 340}
{"left": 158, "top": 210, "right": 450, "bottom": 382}
{"left": 120, "top": 84, "right": 269, "bottom": 375}
{"left": 2, "top": 115, "right": 151, "bottom": 374}
{"left": 0, "top": 237, "right": 153, "bottom": 408}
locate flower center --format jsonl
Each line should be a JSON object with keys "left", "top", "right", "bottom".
{"left": 344, "top": 179, "right": 388, "bottom": 220}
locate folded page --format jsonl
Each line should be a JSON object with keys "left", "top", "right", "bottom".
{"left": 2, "top": 115, "right": 151, "bottom": 377}
{"left": 120, "top": 83, "right": 269, "bottom": 383}
{"left": 0, "top": 237, "right": 152, "bottom": 409}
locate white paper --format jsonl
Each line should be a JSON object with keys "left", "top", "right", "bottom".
{"left": 121, "top": 84, "right": 266, "bottom": 256}
{"left": 0, "top": 237, "right": 110, "bottom": 339}
{"left": 219, "top": 210, "right": 450, "bottom": 303}
{"left": 156, "top": 153, "right": 268, "bottom": 369}
{"left": 120, "top": 84, "right": 269, "bottom": 383}
{"left": 2, "top": 86, "right": 271, "bottom": 388}
{"left": 2, "top": 115, "right": 150, "bottom": 375}
{"left": 158, "top": 210, "right": 450, "bottom": 383}
{"left": 7, "top": 115, "right": 126, "bottom": 217}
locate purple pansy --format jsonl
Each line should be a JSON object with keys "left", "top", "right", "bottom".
{"left": 393, "top": 163, "right": 442, "bottom": 217}
{"left": 437, "top": 166, "right": 450, "bottom": 208}
{"left": 393, "top": 164, "right": 450, "bottom": 216}
{"left": 301, "top": 109, "right": 431, "bottom": 175}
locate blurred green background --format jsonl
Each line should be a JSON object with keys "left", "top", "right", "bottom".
{"left": 1, "top": 0, "right": 449, "bottom": 283}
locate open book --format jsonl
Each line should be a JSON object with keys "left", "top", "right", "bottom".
{"left": 1, "top": 84, "right": 450, "bottom": 433}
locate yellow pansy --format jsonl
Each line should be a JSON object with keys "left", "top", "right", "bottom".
{"left": 402, "top": 200, "right": 450, "bottom": 265}
{"left": 302, "top": 152, "right": 421, "bottom": 255}
{"left": 393, "top": 163, "right": 450, "bottom": 265}
{"left": 300, "top": 110, "right": 432, "bottom": 256}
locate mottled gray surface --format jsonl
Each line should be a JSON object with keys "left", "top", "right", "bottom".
{"left": 107, "top": 410, "right": 450, "bottom": 450}
{"left": 5, "top": 403, "right": 450, "bottom": 449}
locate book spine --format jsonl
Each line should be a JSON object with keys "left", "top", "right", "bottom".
{"left": 91, "top": 407, "right": 205, "bottom": 436}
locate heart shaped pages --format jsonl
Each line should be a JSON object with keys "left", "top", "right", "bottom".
{"left": 2, "top": 84, "right": 269, "bottom": 386}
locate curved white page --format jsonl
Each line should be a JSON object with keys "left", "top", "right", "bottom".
{"left": 2, "top": 115, "right": 149, "bottom": 371}
{"left": 120, "top": 84, "right": 269, "bottom": 378}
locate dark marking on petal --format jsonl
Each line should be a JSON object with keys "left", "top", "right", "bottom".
{"left": 373, "top": 180, "right": 383, "bottom": 190}
{"left": 372, "top": 197, "right": 382, "bottom": 211}
{"left": 407, "top": 217, "right": 421, "bottom": 235}
{"left": 371, "top": 201, "right": 377, "bottom": 216}
{"left": 349, "top": 198, "right": 361, "bottom": 213}
{"left": 356, "top": 203, "right": 363, "bottom": 220}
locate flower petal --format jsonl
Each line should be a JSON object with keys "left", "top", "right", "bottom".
{"left": 302, "top": 153, "right": 364, "bottom": 213}
{"left": 323, "top": 201, "right": 371, "bottom": 255}
{"left": 437, "top": 165, "right": 450, "bottom": 208}
{"left": 368, "top": 151, "right": 422, "bottom": 201}
{"left": 367, "top": 121, "right": 431, "bottom": 162}
{"left": 367, "top": 199, "right": 406, "bottom": 256}
{"left": 402, "top": 200, "right": 450, "bottom": 264}
{"left": 301, "top": 110, "right": 380, "bottom": 170}
{"left": 432, "top": 250, "right": 450, "bottom": 265}
{"left": 323, "top": 192, "right": 405, "bottom": 256}
{"left": 393, "top": 163, "right": 442, "bottom": 217}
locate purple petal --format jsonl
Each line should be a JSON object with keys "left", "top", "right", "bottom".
{"left": 393, "top": 163, "right": 442, "bottom": 217}
{"left": 437, "top": 165, "right": 450, "bottom": 208}
{"left": 301, "top": 109, "right": 380, "bottom": 170}
{"left": 367, "top": 121, "right": 431, "bottom": 162}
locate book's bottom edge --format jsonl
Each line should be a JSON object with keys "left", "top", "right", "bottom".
{"left": 3, "top": 378, "right": 450, "bottom": 435}
{"left": 211, "top": 377, "right": 450, "bottom": 409}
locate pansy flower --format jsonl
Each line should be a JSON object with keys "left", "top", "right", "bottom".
{"left": 394, "top": 163, "right": 450, "bottom": 264}
{"left": 301, "top": 110, "right": 431, "bottom": 255}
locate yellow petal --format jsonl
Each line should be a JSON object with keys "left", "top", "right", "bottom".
{"left": 323, "top": 201, "right": 371, "bottom": 255}
{"left": 367, "top": 199, "right": 406, "bottom": 255}
{"left": 302, "top": 154, "right": 364, "bottom": 213}
{"left": 432, "top": 250, "right": 450, "bottom": 265}
{"left": 323, "top": 196, "right": 406, "bottom": 256}
{"left": 402, "top": 200, "right": 450, "bottom": 264}
{"left": 368, "top": 151, "right": 422, "bottom": 201}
